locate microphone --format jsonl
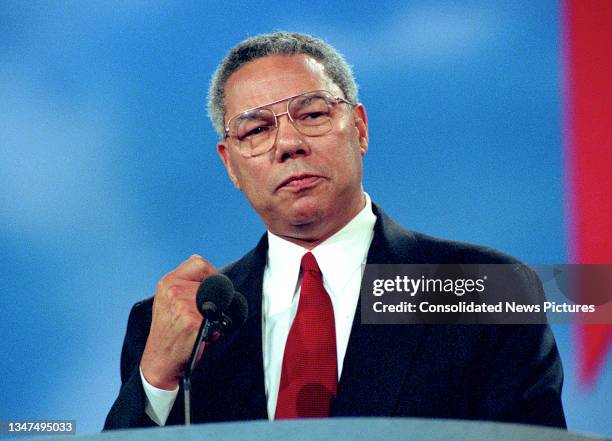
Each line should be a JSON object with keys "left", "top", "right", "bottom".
{"left": 196, "top": 273, "right": 235, "bottom": 322}
{"left": 183, "top": 274, "right": 248, "bottom": 425}
{"left": 224, "top": 291, "right": 248, "bottom": 333}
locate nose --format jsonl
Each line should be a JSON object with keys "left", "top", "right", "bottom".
{"left": 273, "top": 112, "right": 311, "bottom": 162}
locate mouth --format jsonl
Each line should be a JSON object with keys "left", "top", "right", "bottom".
{"left": 277, "top": 174, "right": 323, "bottom": 192}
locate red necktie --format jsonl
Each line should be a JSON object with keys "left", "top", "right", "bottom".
{"left": 275, "top": 252, "right": 338, "bottom": 419}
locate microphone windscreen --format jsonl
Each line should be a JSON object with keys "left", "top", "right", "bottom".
{"left": 196, "top": 274, "right": 235, "bottom": 316}
{"left": 227, "top": 291, "right": 248, "bottom": 331}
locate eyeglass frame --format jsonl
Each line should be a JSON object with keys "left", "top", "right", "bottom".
{"left": 223, "top": 89, "right": 355, "bottom": 157}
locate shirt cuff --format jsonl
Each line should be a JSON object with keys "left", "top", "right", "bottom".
{"left": 140, "top": 366, "right": 179, "bottom": 426}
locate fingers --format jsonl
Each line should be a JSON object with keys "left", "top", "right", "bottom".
{"left": 154, "top": 279, "right": 200, "bottom": 307}
{"left": 141, "top": 254, "right": 219, "bottom": 390}
{"left": 154, "top": 254, "right": 217, "bottom": 312}
{"left": 171, "top": 254, "right": 217, "bottom": 281}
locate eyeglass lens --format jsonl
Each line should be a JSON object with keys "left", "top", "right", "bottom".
{"left": 230, "top": 91, "right": 337, "bottom": 157}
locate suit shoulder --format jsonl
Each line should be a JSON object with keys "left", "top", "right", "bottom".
{"left": 409, "top": 231, "right": 544, "bottom": 298}
{"left": 373, "top": 204, "right": 523, "bottom": 265}
{"left": 382, "top": 220, "right": 544, "bottom": 303}
{"left": 411, "top": 230, "right": 522, "bottom": 265}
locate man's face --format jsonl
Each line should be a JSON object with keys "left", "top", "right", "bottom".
{"left": 217, "top": 54, "right": 368, "bottom": 247}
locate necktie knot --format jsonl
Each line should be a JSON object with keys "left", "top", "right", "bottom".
{"left": 300, "top": 252, "right": 321, "bottom": 274}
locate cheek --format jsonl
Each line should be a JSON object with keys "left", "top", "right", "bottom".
{"left": 338, "top": 137, "right": 364, "bottom": 173}
{"left": 233, "top": 164, "right": 270, "bottom": 201}
{"left": 229, "top": 156, "right": 261, "bottom": 187}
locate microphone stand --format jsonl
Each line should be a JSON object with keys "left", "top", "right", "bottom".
{"left": 183, "top": 318, "right": 214, "bottom": 426}
{"left": 182, "top": 274, "right": 244, "bottom": 426}
{"left": 182, "top": 314, "right": 231, "bottom": 425}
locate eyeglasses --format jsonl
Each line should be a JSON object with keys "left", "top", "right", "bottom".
{"left": 224, "top": 90, "right": 354, "bottom": 158}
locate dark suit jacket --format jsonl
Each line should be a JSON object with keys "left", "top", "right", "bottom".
{"left": 104, "top": 204, "right": 566, "bottom": 430}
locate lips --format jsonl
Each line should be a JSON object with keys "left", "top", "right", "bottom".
{"left": 277, "top": 173, "right": 323, "bottom": 191}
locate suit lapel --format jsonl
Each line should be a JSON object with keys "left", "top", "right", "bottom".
{"left": 333, "top": 204, "right": 427, "bottom": 416}
{"left": 214, "top": 235, "right": 269, "bottom": 420}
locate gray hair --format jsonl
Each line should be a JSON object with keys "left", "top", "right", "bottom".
{"left": 207, "top": 31, "right": 359, "bottom": 138}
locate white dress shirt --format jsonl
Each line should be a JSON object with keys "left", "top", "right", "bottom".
{"left": 141, "top": 193, "right": 376, "bottom": 425}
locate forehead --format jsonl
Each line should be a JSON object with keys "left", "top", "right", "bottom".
{"left": 224, "top": 54, "right": 342, "bottom": 118}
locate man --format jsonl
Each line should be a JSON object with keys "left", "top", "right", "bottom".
{"left": 104, "top": 32, "right": 566, "bottom": 430}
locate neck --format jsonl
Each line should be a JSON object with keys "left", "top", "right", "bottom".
{"left": 271, "top": 192, "right": 366, "bottom": 250}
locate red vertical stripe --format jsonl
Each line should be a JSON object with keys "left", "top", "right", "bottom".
{"left": 564, "top": 0, "right": 612, "bottom": 386}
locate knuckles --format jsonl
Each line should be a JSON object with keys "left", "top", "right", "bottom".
{"left": 165, "top": 284, "right": 182, "bottom": 301}
{"left": 151, "top": 260, "right": 206, "bottom": 337}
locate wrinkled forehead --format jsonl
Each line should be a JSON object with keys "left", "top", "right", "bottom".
{"left": 223, "top": 55, "right": 343, "bottom": 121}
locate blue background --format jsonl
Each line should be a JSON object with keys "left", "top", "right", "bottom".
{"left": 1, "top": 1, "right": 609, "bottom": 437}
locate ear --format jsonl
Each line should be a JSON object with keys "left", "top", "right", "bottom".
{"left": 352, "top": 104, "right": 369, "bottom": 156}
{"left": 217, "top": 141, "right": 241, "bottom": 190}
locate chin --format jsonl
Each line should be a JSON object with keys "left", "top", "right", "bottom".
{"left": 287, "top": 195, "right": 325, "bottom": 221}
{"left": 288, "top": 210, "right": 322, "bottom": 228}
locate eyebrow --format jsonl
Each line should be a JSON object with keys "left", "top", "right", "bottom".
{"left": 235, "top": 110, "right": 272, "bottom": 121}
{"left": 229, "top": 90, "right": 321, "bottom": 121}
